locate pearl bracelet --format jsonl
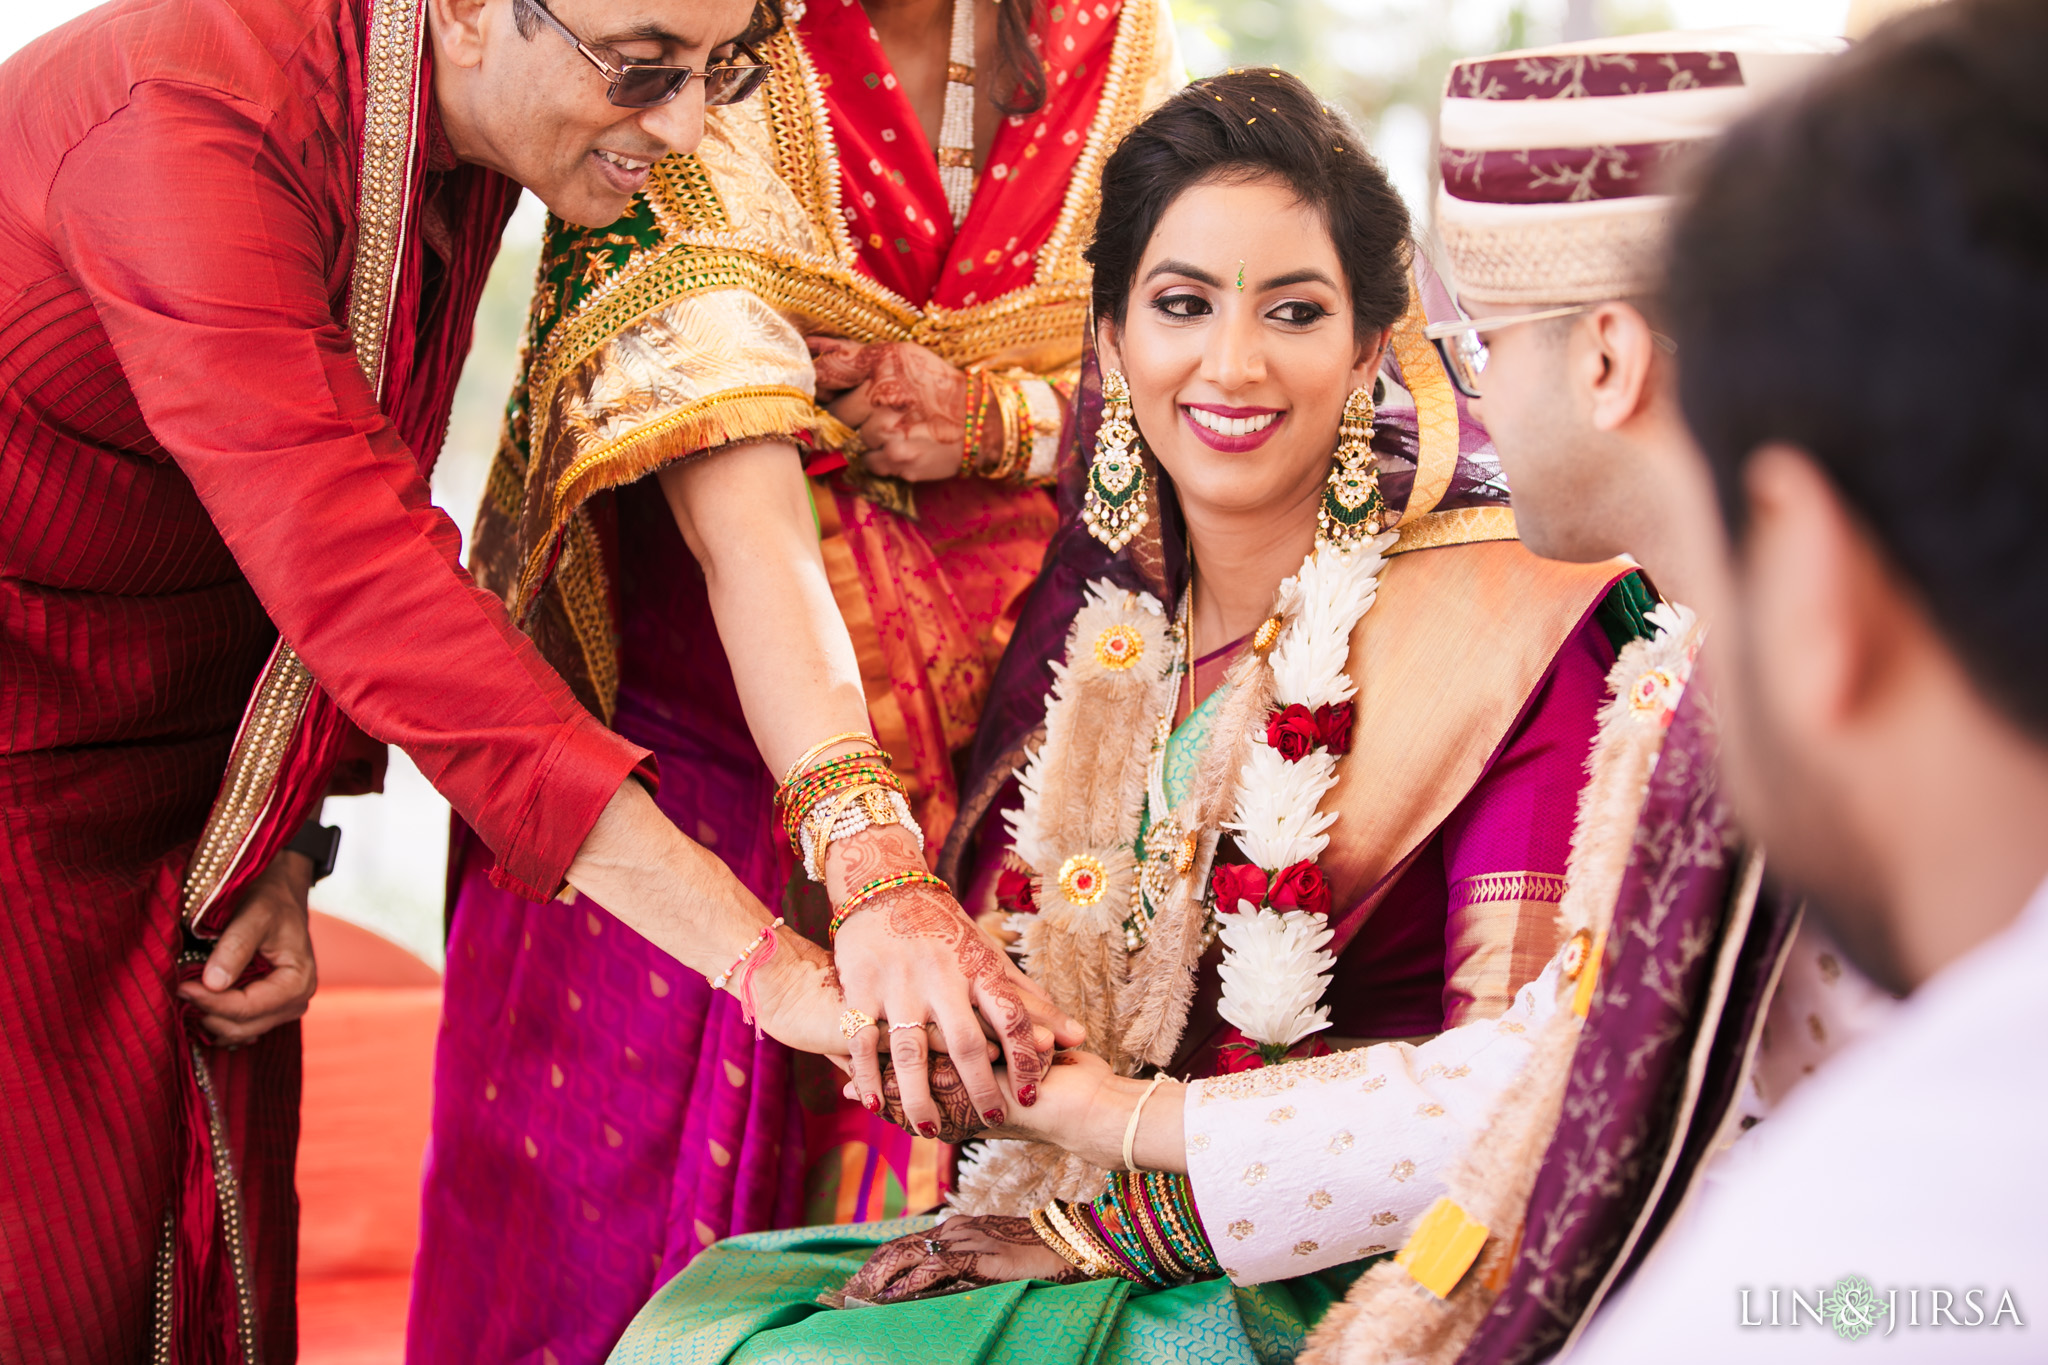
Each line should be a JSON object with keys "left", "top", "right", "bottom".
{"left": 799, "top": 784, "right": 922, "bottom": 884}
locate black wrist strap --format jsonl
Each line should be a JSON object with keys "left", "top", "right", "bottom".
{"left": 285, "top": 815, "right": 342, "bottom": 884}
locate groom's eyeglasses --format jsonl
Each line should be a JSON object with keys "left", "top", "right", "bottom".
{"left": 521, "top": 0, "right": 771, "bottom": 109}
{"left": 1425, "top": 305, "right": 1677, "bottom": 399}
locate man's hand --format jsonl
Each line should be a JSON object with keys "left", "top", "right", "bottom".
{"left": 741, "top": 924, "right": 856, "bottom": 1057}
{"left": 810, "top": 337, "right": 973, "bottom": 483}
{"left": 176, "top": 848, "right": 318, "bottom": 1046}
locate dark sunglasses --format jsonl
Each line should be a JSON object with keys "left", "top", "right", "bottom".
{"left": 521, "top": 0, "right": 771, "bottom": 109}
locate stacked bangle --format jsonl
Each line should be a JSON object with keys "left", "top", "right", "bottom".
{"left": 958, "top": 370, "right": 992, "bottom": 478}
{"left": 1030, "top": 1171, "right": 1222, "bottom": 1288}
{"left": 776, "top": 751, "right": 900, "bottom": 850}
{"left": 774, "top": 735, "right": 927, "bottom": 886}
{"left": 1037, "top": 1201, "right": 1143, "bottom": 1284}
{"left": 828, "top": 869, "right": 951, "bottom": 942}
{"left": 779, "top": 730, "right": 880, "bottom": 789}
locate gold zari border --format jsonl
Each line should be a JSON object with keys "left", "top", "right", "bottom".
{"left": 1386, "top": 505, "right": 1518, "bottom": 556}
{"left": 525, "top": 0, "right": 1160, "bottom": 524}
{"left": 181, "top": 0, "right": 422, "bottom": 921}
{"left": 1451, "top": 870, "right": 1570, "bottom": 908}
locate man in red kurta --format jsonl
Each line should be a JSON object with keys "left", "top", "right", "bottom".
{"left": 0, "top": 0, "right": 776, "bottom": 1358}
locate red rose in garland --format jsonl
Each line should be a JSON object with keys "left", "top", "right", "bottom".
{"left": 1268, "top": 859, "right": 1332, "bottom": 916}
{"left": 1210, "top": 862, "right": 1269, "bottom": 912}
{"left": 1313, "top": 701, "right": 1355, "bottom": 755}
{"left": 1265, "top": 703, "right": 1319, "bottom": 762}
{"left": 995, "top": 867, "right": 1037, "bottom": 916}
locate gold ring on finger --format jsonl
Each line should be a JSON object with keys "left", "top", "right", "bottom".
{"left": 839, "top": 1009, "right": 878, "bottom": 1040}
{"left": 887, "top": 1020, "right": 928, "bottom": 1033}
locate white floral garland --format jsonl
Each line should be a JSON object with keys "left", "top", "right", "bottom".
{"left": 1211, "top": 534, "right": 1395, "bottom": 1062}
{"left": 1008, "top": 533, "right": 1397, "bottom": 1071}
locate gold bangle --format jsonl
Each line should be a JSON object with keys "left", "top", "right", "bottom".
{"left": 779, "top": 731, "right": 882, "bottom": 789}
{"left": 1043, "top": 1200, "right": 1138, "bottom": 1283}
{"left": 1029, "top": 1207, "right": 1091, "bottom": 1275}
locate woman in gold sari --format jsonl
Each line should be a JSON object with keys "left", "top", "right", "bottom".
{"left": 409, "top": 1, "right": 1183, "bottom": 1360}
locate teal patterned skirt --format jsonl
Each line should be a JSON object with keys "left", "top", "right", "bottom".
{"left": 608, "top": 1216, "right": 1371, "bottom": 1365}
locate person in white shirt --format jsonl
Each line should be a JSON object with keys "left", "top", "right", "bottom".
{"left": 1570, "top": 1, "right": 2048, "bottom": 1358}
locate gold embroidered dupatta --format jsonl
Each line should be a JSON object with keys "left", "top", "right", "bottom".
{"left": 470, "top": 0, "right": 1183, "bottom": 836}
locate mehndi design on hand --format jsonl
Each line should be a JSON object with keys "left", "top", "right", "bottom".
{"left": 876, "top": 1052, "right": 986, "bottom": 1143}
{"left": 837, "top": 1216, "right": 1089, "bottom": 1308}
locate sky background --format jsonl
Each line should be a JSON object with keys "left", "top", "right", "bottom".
{"left": 8, "top": 0, "right": 1860, "bottom": 966}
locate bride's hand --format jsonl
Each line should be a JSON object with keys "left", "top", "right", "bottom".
{"left": 808, "top": 338, "right": 973, "bottom": 483}
{"left": 841, "top": 1216, "right": 1088, "bottom": 1307}
{"left": 841, "top": 1049, "right": 1115, "bottom": 1150}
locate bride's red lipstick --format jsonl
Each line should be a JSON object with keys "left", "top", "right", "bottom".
{"left": 1181, "top": 402, "right": 1285, "bottom": 453}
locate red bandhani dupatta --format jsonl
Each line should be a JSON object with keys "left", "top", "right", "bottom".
{"left": 170, "top": 0, "right": 517, "bottom": 1357}
{"left": 800, "top": 0, "right": 1125, "bottom": 307}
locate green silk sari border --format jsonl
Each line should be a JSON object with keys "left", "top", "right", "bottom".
{"left": 608, "top": 1217, "right": 1373, "bottom": 1365}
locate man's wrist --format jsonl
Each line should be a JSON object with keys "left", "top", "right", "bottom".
{"left": 284, "top": 815, "right": 340, "bottom": 883}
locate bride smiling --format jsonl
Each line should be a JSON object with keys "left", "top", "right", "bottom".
{"left": 607, "top": 68, "right": 1648, "bottom": 1364}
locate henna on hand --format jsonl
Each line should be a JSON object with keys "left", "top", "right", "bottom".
{"left": 808, "top": 336, "right": 875, "bottom": 394}
{"left": 866, "top": 344, "right": 969, "bottom": 437}
{"left": 829, "top": 825, "right": 1052, "bottom": 1099}
{"left": 876, "top": 1052, "right": 986, "bottom": 1143}
{"left": 838, "top": 1217, "right": 1088, "bottom": 1308}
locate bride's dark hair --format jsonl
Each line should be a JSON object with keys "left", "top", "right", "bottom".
{"left": 1085, "top": 70, "right": 1411, "bottom": 340}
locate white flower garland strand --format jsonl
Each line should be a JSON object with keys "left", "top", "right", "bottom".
{"left": 1215, "top": 534, "right": 1395, "bottom": 1058}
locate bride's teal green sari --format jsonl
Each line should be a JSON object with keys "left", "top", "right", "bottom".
{"left": 608, "top": 1217, "right": 1372, "bottom": 1365}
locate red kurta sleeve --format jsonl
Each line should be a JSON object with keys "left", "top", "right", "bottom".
{"left": 45, "top": 81, "right": 645, "bottom": 898}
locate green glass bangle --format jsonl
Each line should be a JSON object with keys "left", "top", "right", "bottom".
{"left": 828, "top": 869, "right": 950, "bottom": 942}
{"left": 1157, "top": 1174, "right": 1221, "bottom": 1276}
{"left": 1124, "top": 1173, "right": 1193, "bottom": 1282}
{"left": 1090, "top": 1191, "right": 1163, "bottom": 1286}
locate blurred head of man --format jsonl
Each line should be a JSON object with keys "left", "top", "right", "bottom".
{"left": 1666, "top": 0, "right": 2048, "bottom": 994}
{"left": 428, "top": 0, "right": 769, "bottom": 226}
{"left": 1431, "top": 33, "right": 1839, "bottom": 599}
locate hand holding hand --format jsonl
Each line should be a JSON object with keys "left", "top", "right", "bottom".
{"left": 176, "top": 847, "right": 318, "bottom": 1046}
{"left": 808, "top": 337, "right": 974, "bottom": 483}
{"left": 743, "top": 924, "right": 861, "bottom": 1058}
{"left": 830, "top": 827, "right": 1084, "bottom": 1138}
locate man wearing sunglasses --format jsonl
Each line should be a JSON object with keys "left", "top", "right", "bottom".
{"left": 0, "top": 1, "right": 1050, "bottom": 1359}
{"left": 1316, "top": 30, "right": 1897, "bottom": 1365}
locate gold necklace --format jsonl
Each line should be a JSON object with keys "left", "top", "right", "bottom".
{"left": 1126, "top": 589, "right": 1196, "bottom": 951}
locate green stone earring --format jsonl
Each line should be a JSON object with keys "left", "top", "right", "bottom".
{"left": 1084, "top": 369, "right": 1150, "bottom": 553}
{"left": 1316, "top": 385, "right": 1387, "bottom": 552}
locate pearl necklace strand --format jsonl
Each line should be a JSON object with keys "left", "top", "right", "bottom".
{"left": 937, "top": 0, "right": 977, "bottom": 225}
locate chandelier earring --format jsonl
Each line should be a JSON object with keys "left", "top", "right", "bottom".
{"left": 1316, "top": 385, "right": 1388, "bottom": 552}
{"left": 1083, "top": 369, "right": 1151, "bottom": 552}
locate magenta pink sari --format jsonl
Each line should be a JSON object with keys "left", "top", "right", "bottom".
{"left": 409, "top": 489, "right": 809, "bottom": 1362}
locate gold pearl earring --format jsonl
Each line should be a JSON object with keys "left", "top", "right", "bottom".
{"left": 1084, "top": 369, "right": 1150, "bottom": 552}
{"left": 1316, "top": 385, "right": 1386, "bottom": 552}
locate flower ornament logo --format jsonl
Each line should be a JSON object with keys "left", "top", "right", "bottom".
{"left": 1824, "top": 1274, "right": 1886, "bottom": 1341}
{"left": 1093, "top": 623, "right": 1144, "bottom": 671}
{"left": 1057, "top": 852, "right": 1108, "bottom": 906}
{"left": 1627, "top": 666, "right": 1682, "bottom": 725}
